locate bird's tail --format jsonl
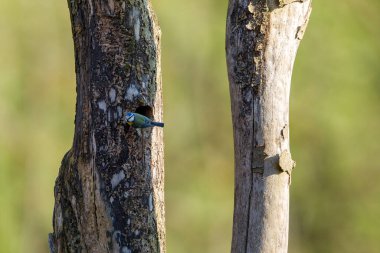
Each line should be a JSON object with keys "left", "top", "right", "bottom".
{"left": 151, "top": 122, "right": 164, "bottom": 127}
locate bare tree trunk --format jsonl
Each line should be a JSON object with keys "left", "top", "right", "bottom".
{"left": 49, "top": 1, "right": 164, "bottom": 252}
{"left": 226, "top": 1, "right": 311, "bottom": 252}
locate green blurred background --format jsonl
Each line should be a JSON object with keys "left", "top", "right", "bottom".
{"left": 1, "top": 0, "right": 379, "bottom": 252}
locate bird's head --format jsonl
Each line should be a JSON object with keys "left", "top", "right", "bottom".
{"left": 126, "top": 112, "right": 135, "bottom": 125}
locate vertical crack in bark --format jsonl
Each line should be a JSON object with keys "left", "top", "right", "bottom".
{"left": 244, "top": 169, "right": 253, "bottom": 253}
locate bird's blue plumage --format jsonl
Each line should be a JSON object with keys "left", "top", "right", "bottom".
{"left": 125, "top": 112, "right": 164, "bottom": 128}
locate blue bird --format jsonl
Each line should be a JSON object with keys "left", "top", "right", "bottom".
{"left": 125, "top": 112, "right": 164, "bottom": 128}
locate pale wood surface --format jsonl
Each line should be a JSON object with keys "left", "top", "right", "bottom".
{"left": 226, "top": 1, "right": 312, "bottom": 252}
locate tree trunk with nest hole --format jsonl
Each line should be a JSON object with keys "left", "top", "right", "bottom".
{"left": 49, "top": 0, "right": 164, "bottom": 252}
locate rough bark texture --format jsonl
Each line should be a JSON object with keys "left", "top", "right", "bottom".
{"left": 49, "top": 0, "right": 164, "bottom": 252}
{"left": 226, "top": 1, "right": 311, "bottom": 252}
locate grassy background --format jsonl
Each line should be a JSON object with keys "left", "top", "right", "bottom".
{"left": 1, "top": 0, "right": 379, "bottom": 252}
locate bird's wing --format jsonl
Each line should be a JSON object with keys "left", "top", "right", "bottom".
{"left": 143, "top": 117, "right": 152, "bottom": 126}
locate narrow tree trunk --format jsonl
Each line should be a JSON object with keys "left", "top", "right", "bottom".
{"left": 49, "top": 1, "right": 164, "bottom": 252}
{"left": 226, "top": 1, "right": 311, "bottom": 252}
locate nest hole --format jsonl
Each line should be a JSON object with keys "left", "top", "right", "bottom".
{"left": 135, "top": 106, "right": 153, "bottom": 118}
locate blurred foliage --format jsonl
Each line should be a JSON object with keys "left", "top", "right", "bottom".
{"left": 0, "top": 0, "right": 379, "bottom": 252}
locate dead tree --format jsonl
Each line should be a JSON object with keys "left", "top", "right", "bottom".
{"left": 49, "top": 1, "right": 164, "bottom": 252}
{"left": 226, "top": 1, "right": 312, "bottom": 252}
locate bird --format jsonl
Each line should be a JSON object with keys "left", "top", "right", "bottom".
{"left": 125, "top": 112, "right": 164, "bottom": 128}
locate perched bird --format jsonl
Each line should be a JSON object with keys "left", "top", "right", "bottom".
{"left": 125, "top": 112, "right": 164, "bottom": 128}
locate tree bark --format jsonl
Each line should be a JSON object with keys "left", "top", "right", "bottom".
{"left": 226, "top": 1, "right": 311, "bottom": 252}
{"left": 49, "top": 1, "right": 164, "bottom": 252}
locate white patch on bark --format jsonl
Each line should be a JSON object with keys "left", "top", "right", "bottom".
{"left": 108, "top": 110, "right": 112, "bottom": 122}
{"left": 111, "top": 171, "right": 125, "bottom": 189}
{"left": 92, "top": 131, "right": 97, "bottom": 153}
{"left": 88, "top": 0, "right": 94, "bottom": 18}
{"left": 131, "top": 7, "right": 140, "bottom": 41}
{"left": 122, "top": 247, "right": 132, "bottom": 253}
{"left": 109, "top": 88, "right": 117, "bottom": 103}
{"left": 117, "top": 106, "right": 123, "bottom": 118}
{"left": 125, "top": 84, "right": 139, "bottom": 101}
{"left": 71, "top": 195, "right": 76, "bottom": 206}
{"left": 112, "top": 231, "right": 121, "bottom": 253}
{"left": 56, "top": 204, "right": 63, "bottom": 232}
{"left": 149, "top": 194, "right": 153, "bottom": 212}
{"left": 142, "top": 74, "right": 149, "bottom": 89}
{"left": 98, "top": 100, "right": 107, "bottom": 112}
{"left": 248, "top": 2, "right": 255, "bottom": 13}
{"left": 108, "top": 0, "right": 115, "bottom": 14}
